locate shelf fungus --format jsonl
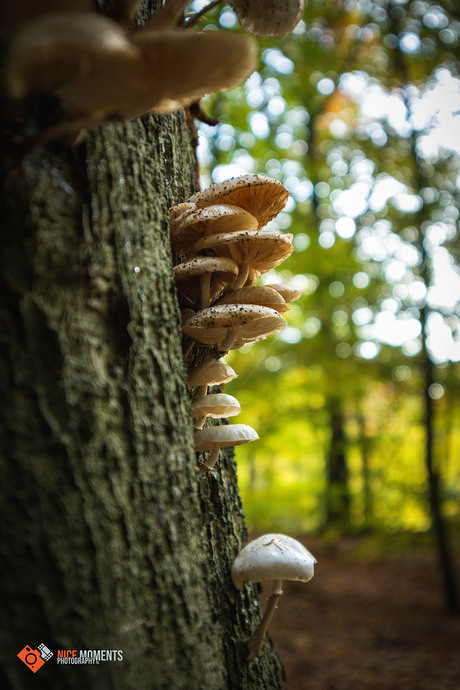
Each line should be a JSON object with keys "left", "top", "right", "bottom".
{"left": 229, "top": 0, "right": 305, "bottom": 38}
{"left": 192, "top": 393, "right": 241, "bottom": 429}
{"left": 6, "top": 16, "right": 257, "bottom": 133}
{"left": 231, "top": 534, "right": 316, "bottom": 661}
{"left": 194, "top": 423, "right": 259, "bottom": 475}
{"left": 174, "top": 256, "right": 238, "bottom": 310}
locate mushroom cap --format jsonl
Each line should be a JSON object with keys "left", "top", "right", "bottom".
{"left": 229, "top": 0, "right": 305, "bottom": 38}
{"left": 174, "top": 256, "right": 238, "bottom": 306}
{"left": 6, "top": 13, "right": 148, "bottom": 113}
{"left": 169, "top": 201, "right": 197, "bottom": 224}
{"left": 182, "top": 304, "right": 286, "bottom": 347}
{"left": 188, "top": 358, "right": 237, "bottom": 387}
{"left": 130, "top": 30, "right": 258, "bottom": 115}
{"left": 170, "top": 204, "right": 258, "bottom": 256}
{"left": 189, "top": 174, "right": 289, "bottom": 230}
{"left": 192, "top": 393, "right": 241, "bottom": 419}
{"left": 231, "top": 534, "right": 316, "bottom": 590}
{"left": 194, "top": 423, "right": 259, "bottom": 452}
{"left": 264, "top": 283, "right": 303, "bottom": 303}
{"left": 192, "top": 230, "right": 293, "bottom": 285}
{"left": 215, "top": 285, "right": 290, "bottom": 313}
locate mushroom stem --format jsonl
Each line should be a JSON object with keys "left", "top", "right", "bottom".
{"left": 219, "top": 328, "right": 237, "bottom": 353}
{"left": 199, "top": 445, "right": 220, "bottom": 475}
{"left": 246, "top": 579, "right": 284, "bottom": 661}
{"left": 200, "top": 272, "right": 211, "bottom": 310}
{"left": 233, "top": 263, "right": 250, "bottom": 290}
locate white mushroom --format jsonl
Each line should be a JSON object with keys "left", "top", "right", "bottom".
{"left": 231, "top": 534, "right": 316, "bottom": 660}
{"left": 192, "top": 393, "right": 241, "bottom": 429}
{"left": 194, "top": 423, "right": 259, "bottom": 475}
{"left": 188, "top": 358, "right": 237, "bottom": 389}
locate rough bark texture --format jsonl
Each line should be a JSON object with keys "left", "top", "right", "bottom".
{"left": 0, "top": 8, "right": 285, "bottom": 689}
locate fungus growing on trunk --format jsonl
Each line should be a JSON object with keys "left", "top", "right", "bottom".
{"left": 189, "top": 174, "right": 289, "bottom": 230}
{"left": 191, "top": 230, "right": 293, "bottom": 289}
{"left": 192, "top": 393, "right": 241, "bottom": 429}
{"left": 215, "top": 285, "right": 290, "bottom": 313}
{"left": 182, "top": 303, "right": 286, "bottom": 351}
{"left": 188, "top": 358, "right": 237, "bottom": 389}
{"left": 229, "top": 0, "right": 305, "bottom": 38}
{"left": 170, "top": 204, "right": 258, "bottom": 258}
{"left": 194, "top": 423, "right": 259, "bottom": 475}
{"left": 6, "top": 17, "right": 257, "bottom": 131}
{"left": 130, "top": 30, "right": 258, "bottom": 115}
{"left": 231, "top": 534, "right": 316, "bottom": 661}
{"left": 6, "top": 12, "right": 142, "bottom": 108}
{"left": 264, "top": 283, "right": 303, "bottom": 303}
{"left": 174, "top": 256, "right": 238, "bottom": 309}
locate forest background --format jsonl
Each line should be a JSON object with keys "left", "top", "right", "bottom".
{"left": 193, "top": 0, "right": 460, "bottom": 566}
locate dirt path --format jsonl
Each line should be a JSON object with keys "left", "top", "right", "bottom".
{"left": 259, "top": 536, "right": 460, "bottom": 690}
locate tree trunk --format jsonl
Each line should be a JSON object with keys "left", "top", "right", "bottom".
{"left": 0, "top": 50, "right": 285, "bottom": 690}
{"left": 357, "top": 410, "right": 372, "bottom": 527}
{"left": 325, "top": 398, "right": 350, "bottom": 528}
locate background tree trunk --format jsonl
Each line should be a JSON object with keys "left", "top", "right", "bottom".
{"left": 0, "top": 37, "right": 285, "bottom": 690}
{"left": 324, "top": 398, "right": 350, "bottom": 528}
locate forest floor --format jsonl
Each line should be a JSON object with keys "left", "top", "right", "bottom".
{"left": 257, "top": 534, "right": 460, "bottom": 690}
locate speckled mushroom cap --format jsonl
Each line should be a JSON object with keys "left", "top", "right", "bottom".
{"left": 6, "top": 12, "right": 145, "bottom": 110}
{"left": 229, "top": 0, "right": 305, "bottom": 38}
{"left": 174, "top": 256, "right": 238, "bottom": 306}
{"left": 188, "top": 358, "right": 237, "bottom": 387}
{"left": 194, "top": 423, "right": 259, "bottom": 452}
{"left": 192, "top": 393, "right": 241, "bottom": 419}
{"left": 189, "top": 174, "right": 289, "bottom": 230}
{"left": 170, "top": 204, "right": 258, "bottom": 256}
{"left": 191, "top": 230, "right": 293, "bottom": 286}
{"left": 231, "top": 534, "right": 316, "bottom": 590}
{"left": 215, "top": 285, "right": 290, "bottom": 313}
{"left": 169, "top": 201, "right": 197, "bottom": 225}
{"left": 264, "top": 283, "right": 302, "bottom": 303}
{"left": 182, "top": 304, "right": 286, "bottom": 347}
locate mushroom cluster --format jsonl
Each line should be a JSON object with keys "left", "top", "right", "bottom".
{"left": 170, "top": 173, "right": 302, "bottom": 476}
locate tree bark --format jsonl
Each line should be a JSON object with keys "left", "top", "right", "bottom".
{"left": 0, "top": 32, "right": 285, "bottom": 690}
